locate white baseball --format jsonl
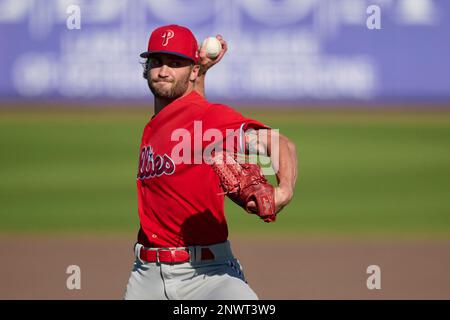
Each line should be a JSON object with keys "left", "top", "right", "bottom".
{"left": 202, "top": 37, "right": 222, "bottom": 59}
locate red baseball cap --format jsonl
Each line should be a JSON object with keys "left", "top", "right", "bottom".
{"left": 140, "top": 24, "right": 199, "bottom": 63}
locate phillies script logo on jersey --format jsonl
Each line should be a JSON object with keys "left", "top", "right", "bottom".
{"left": 137, "top": 146, "right": 175, "bottom": 180}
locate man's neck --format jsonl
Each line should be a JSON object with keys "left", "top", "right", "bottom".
{"left": 154, "top": 97, "right": 172, "bottom": 115}
{"left": 153, "top": 89, "right": 194, "bottom": 115}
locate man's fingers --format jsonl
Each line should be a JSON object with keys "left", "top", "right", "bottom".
{"left": 214, "top": 34, "right": 228, "bottom": 58}
{"left": 197, "top": 35, "right": 228, "bottom": 74}
{"left": 217, "top": 36, "right": 227, "bottom": 52}
{"left": 221, "top": 39, "right": 228, "bottom": 51}
{"left": 215, "top": 40, "right": 227, "bottom": 61}
{"left": 198, "top": 46, "right": 207, "bottom": 60}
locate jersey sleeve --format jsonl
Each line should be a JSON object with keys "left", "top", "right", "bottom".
{"left": 201, "top": 103, "right": 270, "bottom": 154}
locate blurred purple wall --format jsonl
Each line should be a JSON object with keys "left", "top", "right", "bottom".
{"left": 0, "top": 0, "right": 449, "bottom": 105}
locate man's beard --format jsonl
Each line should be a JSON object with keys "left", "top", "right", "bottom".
{"left": 148, "top": 76, "right": 190, "bottom": 100}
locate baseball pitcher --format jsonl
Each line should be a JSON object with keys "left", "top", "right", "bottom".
{"left": 123, "top": 24, "right": 298, "bottom": 300}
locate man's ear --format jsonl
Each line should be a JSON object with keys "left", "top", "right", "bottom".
{"left": 189, "top": 64, "right": 200, "bottom": 82}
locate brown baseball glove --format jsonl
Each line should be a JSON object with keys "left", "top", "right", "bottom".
{"left": 210, "top": 152, "right": 276, "bottom": 222}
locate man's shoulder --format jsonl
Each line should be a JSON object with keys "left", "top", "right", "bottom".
{"left": 186, "top": 90, "right": 237, "bottom": 114}
{"left": 199, "top": 102, "right": 250, "bottom": 132}
{"left": 203, "top": 102, "right": 242, "bottom": 118}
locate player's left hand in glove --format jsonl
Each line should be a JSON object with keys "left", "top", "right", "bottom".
{"left": 210, "top": 152, "right": 276, "bottom": 222}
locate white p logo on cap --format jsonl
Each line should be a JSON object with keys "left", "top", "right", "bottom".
{"left": 162, "top": 30, "right": 175, "bottom": 46}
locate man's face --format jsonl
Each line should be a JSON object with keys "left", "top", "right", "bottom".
{"left": 146, "top": 53, "right": 194, "bottom": 99}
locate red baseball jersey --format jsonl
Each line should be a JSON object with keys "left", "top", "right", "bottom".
{"left": 136, "top": 91, "right": 269, "bottom": 248}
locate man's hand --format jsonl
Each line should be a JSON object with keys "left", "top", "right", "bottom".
{"left": 247, "top": 186, "right": 293, "bottom": 214}
{"left": 274, "top": 186, "right": 294, "bottom": 213}
{"left": 198, "top": 35, "right": 228, "bottom": 76}
{"left": 194, "top": 35, "right": 227, "bottom": 97}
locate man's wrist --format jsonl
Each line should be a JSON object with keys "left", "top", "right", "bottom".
{"left": 277, "top": 184, "right": 294, "bottom": 200}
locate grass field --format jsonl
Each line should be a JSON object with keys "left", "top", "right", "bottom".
{"left": 1, "top": 108, "right": 450, "bottom": 237}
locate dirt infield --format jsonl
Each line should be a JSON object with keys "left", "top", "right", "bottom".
{"left": 0, "top": 235, "right": 449, "bottom": 300}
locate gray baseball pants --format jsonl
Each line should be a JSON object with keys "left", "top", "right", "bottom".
{"left": 123, "top": 241, "right": 258, "bottom": 300}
